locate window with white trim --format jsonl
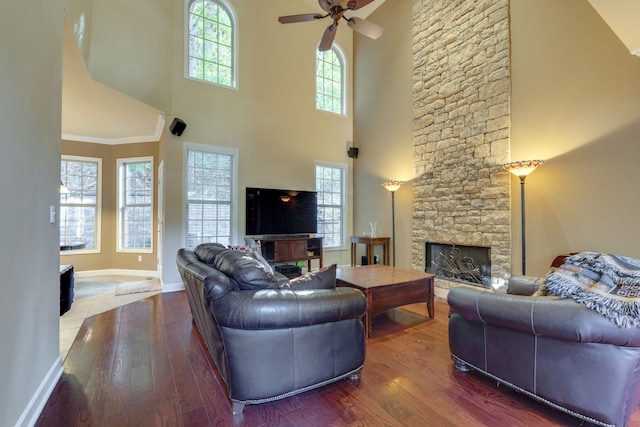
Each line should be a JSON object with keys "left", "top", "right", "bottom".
{"left": 60, "top": 156, "right": 101, "bottom": 252}
{"left": 315, "top": 162, "right": 346, "bottom": 248}
{"left": 315, "top": 45, "right": 346, "bottom": 115}
{"left": 187, "top": 0, "right": 236, "bottom": 88}
{"left": 117, "top": 157, "right": 153, "bottom": 252}
{"left": 185, "top": 145, "right": 237, "bottom": 248}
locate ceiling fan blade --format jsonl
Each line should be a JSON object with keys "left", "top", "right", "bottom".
{"left": 347, "top": 0, "right": 375, "bottom": 11}
{"left": 318, "top": 0, "right": 333, "bottom": 13}
{"left": 347, "top": 16, "right": 383, "bottom": 39}
{"left": 278, "top": 13, "right": 324, "bottom": 24}
{"left": 319, "top": 24, "right": 338, "bottom": 51}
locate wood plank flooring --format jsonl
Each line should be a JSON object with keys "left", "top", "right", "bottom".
{"left": 37, "top": 291, "right": 640, "bottom": 426}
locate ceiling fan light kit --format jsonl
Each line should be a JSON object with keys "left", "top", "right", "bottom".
{"left": 278, "top": 0, "right": 383, "bottom": 51}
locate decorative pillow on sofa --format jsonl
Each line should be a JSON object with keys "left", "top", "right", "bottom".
{"left": 194, "top": 242, "right": 227, "bottom": 264}
{"left": 280, "top": 264, "right": 337, "bottom": 290}
{"left": 228, "top": 241, "right": 277, "bottom": 277}
{"left": 195, "top": 243, "right": 279, "bottom": 291}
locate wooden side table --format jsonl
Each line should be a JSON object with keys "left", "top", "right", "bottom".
{"left": 350, "top": 236, "right": 390, "bottom": 267}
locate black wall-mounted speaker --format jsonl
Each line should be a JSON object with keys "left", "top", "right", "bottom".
{"left": 347, "top": 147, "right": 359, "bottom": 158}
{"left": 169, "top": 117, "right": 186, "bottom": 136}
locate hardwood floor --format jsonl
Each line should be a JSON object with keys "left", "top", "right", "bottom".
{"left": 38, "top": 291, "right": 640, "bottom": 427}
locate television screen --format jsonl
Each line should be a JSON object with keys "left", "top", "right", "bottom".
{"left": 246, "top": 187, "right": 318, "bottom": 236}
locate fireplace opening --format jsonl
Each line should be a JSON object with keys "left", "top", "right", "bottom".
{"left": 425, "top": 242, "right": 491, "bottom": 287}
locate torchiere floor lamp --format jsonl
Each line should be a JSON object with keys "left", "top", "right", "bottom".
{"left": 503, "top": 160, "right": 544, "bottom": 275}
{"left": 382, "top": 180, "right": 403, "bottom": 267}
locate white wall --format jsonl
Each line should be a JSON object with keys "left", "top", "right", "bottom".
{"left": 0, "top": 1, "right": 64, "bottom": 425}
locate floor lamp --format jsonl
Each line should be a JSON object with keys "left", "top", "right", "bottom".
{"left": 503, "top": 160, "right": 544, "bottom": 275}
{"left": 382, "top": 180, "right": 403, "bottom": 267}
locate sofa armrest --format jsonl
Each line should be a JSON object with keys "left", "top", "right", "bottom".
{"left": 506, "top": 275, "right": 544, "bottom": 295}
{"left": 448, "top": 287, "right": 640, "bottom": 346}
{"left": 213, "top": 287, "right": 366, "bottom": 329}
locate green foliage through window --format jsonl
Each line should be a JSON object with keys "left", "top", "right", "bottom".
{"left": 119, "top": 159, "right": 153, "bottom": 250}
{"left": 316, "top": 48, "right": 344, "bottom": 115}
{"left": 60, "top": 157, "right": 101, "bottom": 250}
{"left": 186, "top": 148, "right": 235, "bottom": 248}
{"left": 316, "top": 163, "right": 346, "bottom": 247}
{"left": 188, "top": 0, "right": 235, "bottom": 87}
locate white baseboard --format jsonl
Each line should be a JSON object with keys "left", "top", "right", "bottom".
{"left": 74, "top": 269, "right": 158, "bottom": 278}
{"left": 162, "top": 281, "right": 185, "bottom": 293}
{"left": 16, "top": 357, "right": 63, "bottom": 427}
{"left": 73, "top": 269, "right": 184, "bottom": 293}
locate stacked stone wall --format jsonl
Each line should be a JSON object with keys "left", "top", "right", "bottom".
{"left": 411, "top": 0, "right": 512, "bottom": 291}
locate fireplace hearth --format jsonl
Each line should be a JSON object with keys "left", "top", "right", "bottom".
{"left": 425, "top": 242, "right": 491, "bottom": 287}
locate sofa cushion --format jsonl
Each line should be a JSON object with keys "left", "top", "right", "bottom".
{"left": 194, "top": 242, "right": 227, "bottom": 264}
{"left": 195, "top": 243, "right": 279, "bottom": 291}
{"left": 280, "top": 264, "right": 337, "bottom": 290}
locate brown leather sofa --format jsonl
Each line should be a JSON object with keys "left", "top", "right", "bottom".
{"left": 448, "top": 276, "right": 640, "bottom": 427}
{"left": 176, "top": 243, "right": 366, "bottom": 414}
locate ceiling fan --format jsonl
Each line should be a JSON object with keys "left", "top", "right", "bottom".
{"left": 278, "top": 0, "right": 383, "bottom": 51}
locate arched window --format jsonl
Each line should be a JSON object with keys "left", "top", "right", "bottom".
{"left": 315, "top": 45, "right": 346, "bottom": 115}
{"left": 187, "top": 0, "right": 236, "bottom": 88}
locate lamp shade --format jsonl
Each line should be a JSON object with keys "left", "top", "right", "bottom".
{"left": 382, "top": 180, "right": 403, "bottom": 192}
{"left": 502, "top": 160, "right": 544, "bottom": 178}
{"left": 60, "top": 182, "right": 70, "bottom": 194}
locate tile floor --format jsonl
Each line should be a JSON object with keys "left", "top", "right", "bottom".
{"left": 59, "top": 275, "right": 162, "bottom": 360}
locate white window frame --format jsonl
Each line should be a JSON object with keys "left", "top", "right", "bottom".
{"left": 183, "top": 143, "right": 238, "bottom": 249}
{"left": 315, "top": 161, "right": 347, "bottom": 250}
{"left": 315, "top": 43, "right": 347, "bottom": 116}
{"left": 184, "top": 0, "right": 238, "bottom": 90}
{"left": 117, "top": 156, "right": 154, "bottom": 253}
{"left": 60, "top": 155, "right": 102, "bottom": 255}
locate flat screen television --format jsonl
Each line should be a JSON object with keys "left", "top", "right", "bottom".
{"left": 245, "top": 187, "right": 318, "bottom": 236}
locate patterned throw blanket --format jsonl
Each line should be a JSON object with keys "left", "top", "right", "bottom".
{"left": 545, "top": 252, "right": 640, "bottom": 328}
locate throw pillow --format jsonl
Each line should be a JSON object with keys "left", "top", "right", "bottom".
{"left": 280, "top": 264, "right": 337, "bottom": 290}
{"left": 215, "top": 249, "right": 279, "bottom": 291}
{"left": 196, "top": 243, "right": 278, "bottom": 291}
{"left": 194, "top": 243, "right": 227, "bottom": 264}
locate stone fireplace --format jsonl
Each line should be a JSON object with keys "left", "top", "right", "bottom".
{"left": 411, "top": 0, "right": 512, "bottom": 295}
{"left": 425, "top": 242, "right": 491, "bottom": 288}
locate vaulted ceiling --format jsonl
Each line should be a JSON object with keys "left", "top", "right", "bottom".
{"left": 61, "top": 0, "right": 636, "bottom": 144}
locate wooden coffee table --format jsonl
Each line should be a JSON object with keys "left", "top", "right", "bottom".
{"left": 336, "top": 265, "right": 435, "bottom": 338}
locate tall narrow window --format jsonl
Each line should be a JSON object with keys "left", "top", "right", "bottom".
{"left": 187, "top": 0, "right": 236, "bottom": 88}
{"left": 316, "top": 45, "right": 346, "bottom": 115}
{"left": 60, "top": 156, "right": 101, "bottom": 252}
{"left": 185, "top": 145, "right": 237, "bottom": 248}
{"left": 315, "top": 162, "right": 346, "bottom": 248}
{"left": 117, "top": 157, "right": 153, "bottom": 252}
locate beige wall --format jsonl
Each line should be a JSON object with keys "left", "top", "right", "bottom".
{"left": 160, "top": 1, "right": 357, "bottom": 284}
{"left": 1, "top": 1, "right": 64, "bottom": 425}
{"left": 63, "top": 1, "right": 358, "bottom": 285}
{"left": 353, "top": 0, "right": 414, "bottom": 268}
{"left": 511, "top": 0, "right": 640, "bottom": 276}
{"left": 357, "top": 0, "right": 640, "bottom": 279}
{"left": 61, "top": 0, "right": 640, "bottom": 284}
{"left": 65, "top": 0, "right": 174, "bottom": 113}
{"left": 61, "top": 140, "right": 159, "bottom": 272}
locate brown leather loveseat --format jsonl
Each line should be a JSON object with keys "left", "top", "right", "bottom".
{"left": 177, "top": 243, "right": 366, "bottom": 414}
{"left": 448, "top": 276, "right": 640, "bottom": 427}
